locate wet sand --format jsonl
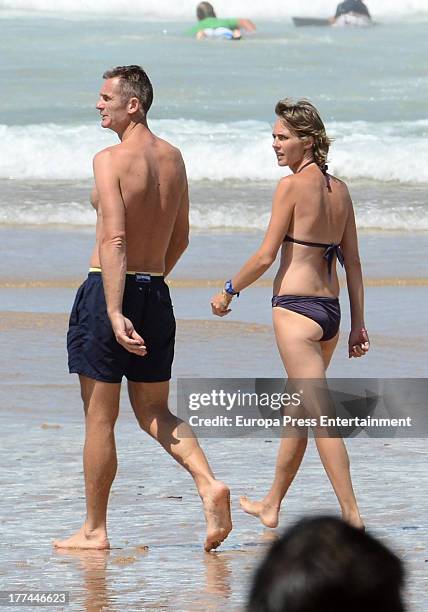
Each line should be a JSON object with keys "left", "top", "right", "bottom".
{"left": 0, "top": 312, "right": 427, "bottom": 611}
{"left": 2, "top": 225, "right": 428, "bottom": 282}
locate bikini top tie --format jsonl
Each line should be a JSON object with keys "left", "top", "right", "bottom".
{"left": 284, "top": 235, "right": 345, "bottom": 278}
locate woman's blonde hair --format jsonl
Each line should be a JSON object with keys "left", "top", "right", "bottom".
{"left": 275, "top": 98, "right": 332, "bottom": 168}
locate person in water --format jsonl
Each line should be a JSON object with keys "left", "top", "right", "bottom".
{"left": 189, "top": 2, "right": 256, "bottom": 40}
{"left": 331, "top": 0, "right": 371, "bottom": 23}
{"left": 211, "top": 98, "right": 369, "bottom": 529}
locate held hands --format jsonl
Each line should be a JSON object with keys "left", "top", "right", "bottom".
{"left": 348, "top": 327, "right": 370, "bottom": 358}
{"left": 110, "top": 313, "right": 147, "bottom": 356}
{"left": 211, "top": 290, "right": 233, "bottom": 317}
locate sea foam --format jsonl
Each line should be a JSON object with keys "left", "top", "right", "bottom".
{"left": 1, "top": 199, "right": 427, "bottom": 231}
{"left": 1, "top": 119, "right": 427, "bottom": 184}
{"left": 0, "top": 0, "right": 427, "bottom": 19}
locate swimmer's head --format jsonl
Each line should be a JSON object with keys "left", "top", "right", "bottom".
{"left": 197, "top": 2, "right": 216, "bottom": 20}
{"left": 275, "top": 98, "right": 332, "bottom": 168}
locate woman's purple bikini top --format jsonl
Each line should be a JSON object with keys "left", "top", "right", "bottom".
{"left": 284, "top": 161, "right": 344, "bottom": 277}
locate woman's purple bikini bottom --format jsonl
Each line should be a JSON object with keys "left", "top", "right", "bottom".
{"left": 272, "top": 295, "right": 341, "bottom": 341}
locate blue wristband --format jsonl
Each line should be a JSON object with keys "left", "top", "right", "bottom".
{"left": 224, "top": 279, "right": 240, "bottom": 297}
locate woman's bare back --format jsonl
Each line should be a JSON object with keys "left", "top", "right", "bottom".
{"left": 274, "top": 165, "right": 352, "bottom": 298}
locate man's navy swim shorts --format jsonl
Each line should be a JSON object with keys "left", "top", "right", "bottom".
{"left": 67, "top": 271, "right": 175, "bottom": 383}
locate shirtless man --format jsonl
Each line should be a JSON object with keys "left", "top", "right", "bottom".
{"left": 54, "top": 65, "right": 231, "bottom": 552}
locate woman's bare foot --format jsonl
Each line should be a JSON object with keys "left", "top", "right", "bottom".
{"left": 239, "top": 496, "right": 280, "bottom": 528}
{"left": 342, "top": 509, "right": 365, "bottom": 530}
{"left": 202, "top": 481, "right": 232, "bottom": 552}
{"left": 53, "top": 524, "right": 110, "bottom": 550}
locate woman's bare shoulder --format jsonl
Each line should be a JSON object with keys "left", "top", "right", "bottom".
{"left": 329, "top": 174, "right": 353, "bottom": 202}
{"left": 329, "top": 173, "right": 348, "bottom": 190}
{"left": 276, "top": 174, "right": 298, "bottom": 192}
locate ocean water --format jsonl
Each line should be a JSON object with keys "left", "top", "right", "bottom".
{"left": 0, "top": 15, "right": 427, "bottom": 232}
{"left": 1, "top": 0, "right": 428, "bottom": 19}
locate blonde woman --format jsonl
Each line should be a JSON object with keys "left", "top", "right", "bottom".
{"left": 211, "top": 99, "right": 369, "bottom": 529}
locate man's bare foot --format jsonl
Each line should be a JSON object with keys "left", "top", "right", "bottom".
{"left": 202, "top": 481, "right": 232, "bottom": 552}
{"left": 239, "top": 496, "right": 280, "bottom": 528}
{"left": 53, "top": 524, "right": 110, "bottom": 550}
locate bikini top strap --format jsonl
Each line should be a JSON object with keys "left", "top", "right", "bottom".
{"left": 284, "top": 235, "right": 330, "bottom": 248}
{"left": 296, "top": 160, "right": 316, "bottom": 174}
{"left": 321, "top": 164, "right": 332, "bottom": 192}
{"left": 284, "top": 235, "right": 345, "bottom": 277}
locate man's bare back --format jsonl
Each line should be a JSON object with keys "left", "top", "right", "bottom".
{"left": 90, "top": 133, "right": 188, "bottom": 274}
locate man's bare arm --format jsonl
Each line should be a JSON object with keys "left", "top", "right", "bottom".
{"left": 94, "top": 150, "right": 127, "bottom": 317}
{"left": 164, "top": 179, "right": 189, "bottom": 277}
{"left": 94, "top": 150, "right": 146, "bottom": 355}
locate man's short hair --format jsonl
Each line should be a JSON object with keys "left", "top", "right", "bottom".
{"left": 103, "top": 65, "right": 153, "bottom": 115}
{"left": 247, "top": 516, "right": 405, "bottom": 612}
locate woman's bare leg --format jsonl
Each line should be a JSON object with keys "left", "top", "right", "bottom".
{"left": 317, "top": 334, "right": 364, "bottom": 527}
{"left": 241, "top": 308, "right": 363, "bottom": 528}
{"left": 241, "top": 309, "right": 317, "bottom": 527}
{"left": 240, "top": 434, "right": 308, "bottom": 528}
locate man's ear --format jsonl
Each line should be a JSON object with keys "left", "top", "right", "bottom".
{"left": 128, "top": 96, "right": 140, "bottom": 115}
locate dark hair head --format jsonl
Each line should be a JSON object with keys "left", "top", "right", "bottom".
{"left": 197, "top": 1, "right": 216, "bottom": 20}
{"left": 247, "top": 516, "right": 405, "bottom": 612}
{"left": 102, "top": 65, "right": 153, "bottom": 115}
{"left": 275, "top": 98, "right": 332, "bottom": 168}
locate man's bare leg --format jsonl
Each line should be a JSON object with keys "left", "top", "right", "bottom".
{"left": 54, "top": 376, "right": 121, "bottom": 549}
{"left": 128, "top": 380, "right": 232, "bottom": 551}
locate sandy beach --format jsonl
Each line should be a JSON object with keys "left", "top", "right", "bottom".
{"left": 0, "top": 310, "right": 427, "bottom": 610}
{"left": 0, "top": 227, "right": 427, "bottom": 610}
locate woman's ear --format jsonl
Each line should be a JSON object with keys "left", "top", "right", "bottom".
{"left": 303, "top": 135, "right": 314, "bottom": 151}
